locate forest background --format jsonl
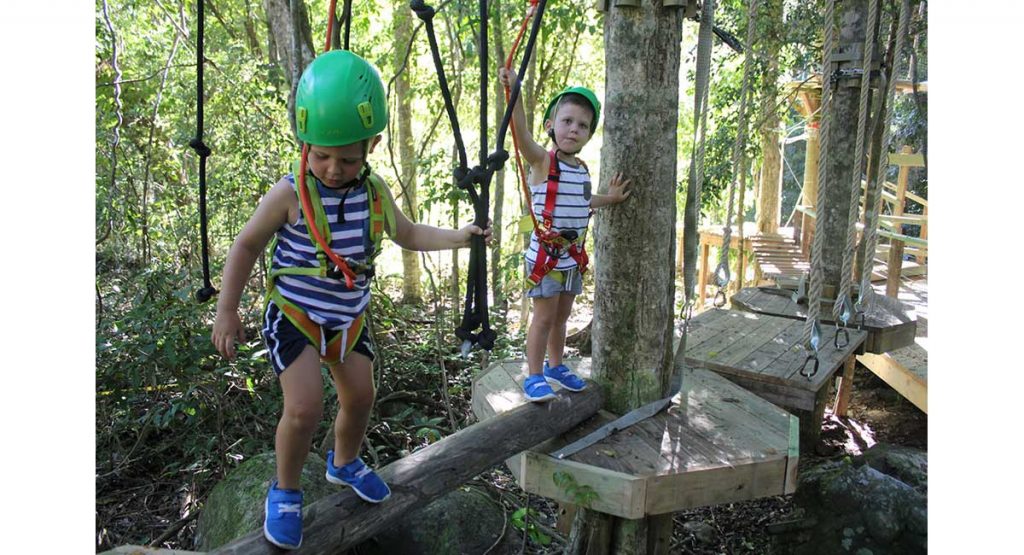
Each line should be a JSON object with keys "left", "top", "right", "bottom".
{"left": 1, "top": 1, "right": 1019, "bottom": 553}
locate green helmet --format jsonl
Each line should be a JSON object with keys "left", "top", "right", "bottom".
{"left": 543, "top": 86, "right": 601, "bottom": 130}
{"left": 294, "top": 50, "right": 388, "bottom": 146}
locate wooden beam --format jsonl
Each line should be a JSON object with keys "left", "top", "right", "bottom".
{"left": 211, "top": 387, "right": 604, "bottom": 554}
{"left": 857, "top": 352, "right": 927, "bottom": 413}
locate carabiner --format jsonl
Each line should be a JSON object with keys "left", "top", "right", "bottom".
{"left": 833, "top": 325, "right": 850, "bottom": 349}
{"left": 714, "top": 289, "right": 727, "bottom": 308}
{"left": 799, "top": 353, "right": 820, "bottom": 380}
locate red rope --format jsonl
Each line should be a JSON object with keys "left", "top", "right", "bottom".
{"left": 293, "top": 0, "right": 358, "bottom": 289}
{"left": 503, "top": 1, "right": 541, "bottom": 232}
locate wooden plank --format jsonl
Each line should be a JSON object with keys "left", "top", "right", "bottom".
{"left": 645, "top": 458, "right": 789, "bottom": 514}
{"left": 784, "top": 414, "right": 800, "bottom": 494}
{"left": 877, "top": 228, "right": 928, "bottom": 249}
{"left": 888, "top": 152, "right": 925, "bottom": 167}
{"left": 686, "top": 312, "right": 777, "bottom": 365}
{"left": 698, "top": 242, "right": 710, "bottom": 309}
{"left": 886, "top": 240, "right": 905, "bottom": 298}
{"left": 713, "top": 314, "right": 795, "bottom": 367}
{"left": 857, "top": 352, "right": 927, "bottom": 413}
{"left": 521, "top": 451, "right": 647, "bottom": 519}
{"left": 471, "top": 361, "right": 523, "bottom": 421}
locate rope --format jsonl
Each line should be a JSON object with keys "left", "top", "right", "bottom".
{"left": 190, "top": 0, "right": 217, "bottom": 303}
{"left": 682, "top": 0, "right": 716, "bottom": 304}
{"left": 801, "top": 0, "right": 837, "bottom": 354}
{"left": 834, "top": 0, "right": 880, "bottom": 322}
{"left": 503, "top": 2, "right": 540, "bottom": 234}
{"left": 857, "top": 0, "right": 911, "bottom": 306}
{"left": 714, "top": 0, "right": 758, "bottom": 306}
{"left": 412, "top": 0, "right": 550, "bottom": 353}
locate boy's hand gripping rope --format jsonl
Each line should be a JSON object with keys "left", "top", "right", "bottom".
{"left": 412, "top": 0, "right": 549, "bottom": 355}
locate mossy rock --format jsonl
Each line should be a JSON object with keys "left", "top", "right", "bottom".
{"left": 194, "top": 451, "right": 336, "bottom": 550}
{"left": 358, "top": 486, "right": 513, "bottom": 555}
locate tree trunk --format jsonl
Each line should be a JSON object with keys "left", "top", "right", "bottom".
{"left": 212, "top": 387, "right": 603, "bottom": 554}
{"left": 572, "top": 2, "right": 683, "bottom": 553}
{"left": 593, "top": 1, "right": 680, "bottom": 415}
{"left": 755, "top": 0, "right": 784, "bottom": 235}
{"left": 394, "top": 0, "right": 423, "bottom": 304}
{"left": 262, "top": 0, "right": 315, "bottom": 138}
{"left": 822, "top": 0, "right": 870, "bottom": 289}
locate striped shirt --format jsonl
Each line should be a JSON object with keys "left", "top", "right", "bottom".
{"left": 524, "top": 157, "right": 592, "bottom": 270}
{"left": 271, "top": 174, "right": 373, "bottom": 331}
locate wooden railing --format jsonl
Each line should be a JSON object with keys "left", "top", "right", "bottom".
{"left": 792, "top": 146, "right": 927, "bottom": 297}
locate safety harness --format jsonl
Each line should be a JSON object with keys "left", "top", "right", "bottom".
{"left": 264, "top": 161, "right": 395, "bottom": 361}
{"left": 527, "top": 150, "right": 591, "bottom": 286}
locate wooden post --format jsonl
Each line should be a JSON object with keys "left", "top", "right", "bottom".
{"left": 212, "top": 387, "right": 604, "bottom": 554}
{"left": 885, "top": 146, "right": 912, "bottom": 297}
{"left": 833, "top": 356, "right": 857, "bottom": 417}
{"left": 698, "top": 240, "right": 710, "bottom": 309}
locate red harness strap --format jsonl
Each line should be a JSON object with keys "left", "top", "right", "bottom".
{"left": 528, "top": 151, "right": 590, "bottom": 286}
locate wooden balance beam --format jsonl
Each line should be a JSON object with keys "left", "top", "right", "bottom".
{"left": 210, "top": 386, "right": 603, "bottom": 554}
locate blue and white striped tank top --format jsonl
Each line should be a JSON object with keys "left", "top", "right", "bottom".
{"left": 271, "top": 174, "right": 373, "bottom": 331}
{"left": 524, "top": 157, "right": 592, "bottom": 270}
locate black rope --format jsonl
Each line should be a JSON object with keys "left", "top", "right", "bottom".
{"left": 410, "top": 0, "right": 548, "bottom": 353}
{"left": 191, "top": 0, "right": 217, "bottom": 303}
{"left": 342, "top": 0, "right": 353, "bottom": 50}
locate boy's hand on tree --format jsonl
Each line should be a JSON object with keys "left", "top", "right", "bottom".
{"left": 212, "top": 310, "right": 246, "bottom": 360}
{"left": 607, "top": 172, "right": 633, "bottom": 203}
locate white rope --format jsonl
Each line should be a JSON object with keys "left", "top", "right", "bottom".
{"left": 835, "top": 0, "right": 880, "bottom": 321}
{"left": 858, "top": 0, "right": 911, "bottom": 304}
{"left": 801, "top": 0, "right": 836, "bottom": 351}
{"left": 716, "top": 0, "right": 759, "bottom": 296}
{"left": 683, "top": 0, "right": 716, "bottom": 302}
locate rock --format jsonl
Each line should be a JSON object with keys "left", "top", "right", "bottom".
{"left": 358, "top": 486, "right": 512, "bottom": 555}
{"left": 193, "top": 451, "right": 336, "bottom": 550}
{"left": 682, "top": 520, "right": 716, "bottom": 545}
{"left": 857, "top": 444, "right": 927, "bottom": 493}
{"left": 774, "top": 444, "right": 927, "bottom": 555}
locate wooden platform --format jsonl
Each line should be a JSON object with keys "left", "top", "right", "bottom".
{"left": 682, "top": 309, "right": 866, "bottom": 411}
{"left": 856, "top": 277, "right": 928, "bottom": 412}
{"left": 730, "top": 286, "right": 917, "bottom": 353}
{"left": 472, "top": 359, "right": 799, "bottom": 519}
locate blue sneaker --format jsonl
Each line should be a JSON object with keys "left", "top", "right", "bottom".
{"left": 544, "top": 362, "right": 587, "bottom": 392}
{"left": 264, "top": 480, "right": 303, "bottom": 550}
{"left": 523, "top": 374, "right": 557, "bottom": 402}
{"left": 326, "top": 451, "right": 391, "bottom": 503}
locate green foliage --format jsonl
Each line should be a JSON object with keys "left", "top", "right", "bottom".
{"left": 510, "top": 507, "right": 552, "bottom": 546}
{"left": 553, "top": 470, "right": 599, "bottom": 508}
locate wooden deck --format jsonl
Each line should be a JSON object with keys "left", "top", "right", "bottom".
{"left": 856, "top": 277, "right": 928, "bottom": 412}
{"left": 472, "top": 359, "right": 798, "bottom": 518}
{"left": 730, "top": 286, "right": 917, "bottom": 353}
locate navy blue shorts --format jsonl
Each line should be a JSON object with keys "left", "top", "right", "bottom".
{"left": 261, "top": 301, "right": 374, "bottom": 375}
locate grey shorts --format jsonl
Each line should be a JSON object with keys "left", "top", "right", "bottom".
{"left": 526, "top": 264, "right": 584, "bottom": 298}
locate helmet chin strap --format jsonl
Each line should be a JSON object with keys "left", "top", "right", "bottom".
{"left": 547, "top": 128, "right": 581, "bottom": 157}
